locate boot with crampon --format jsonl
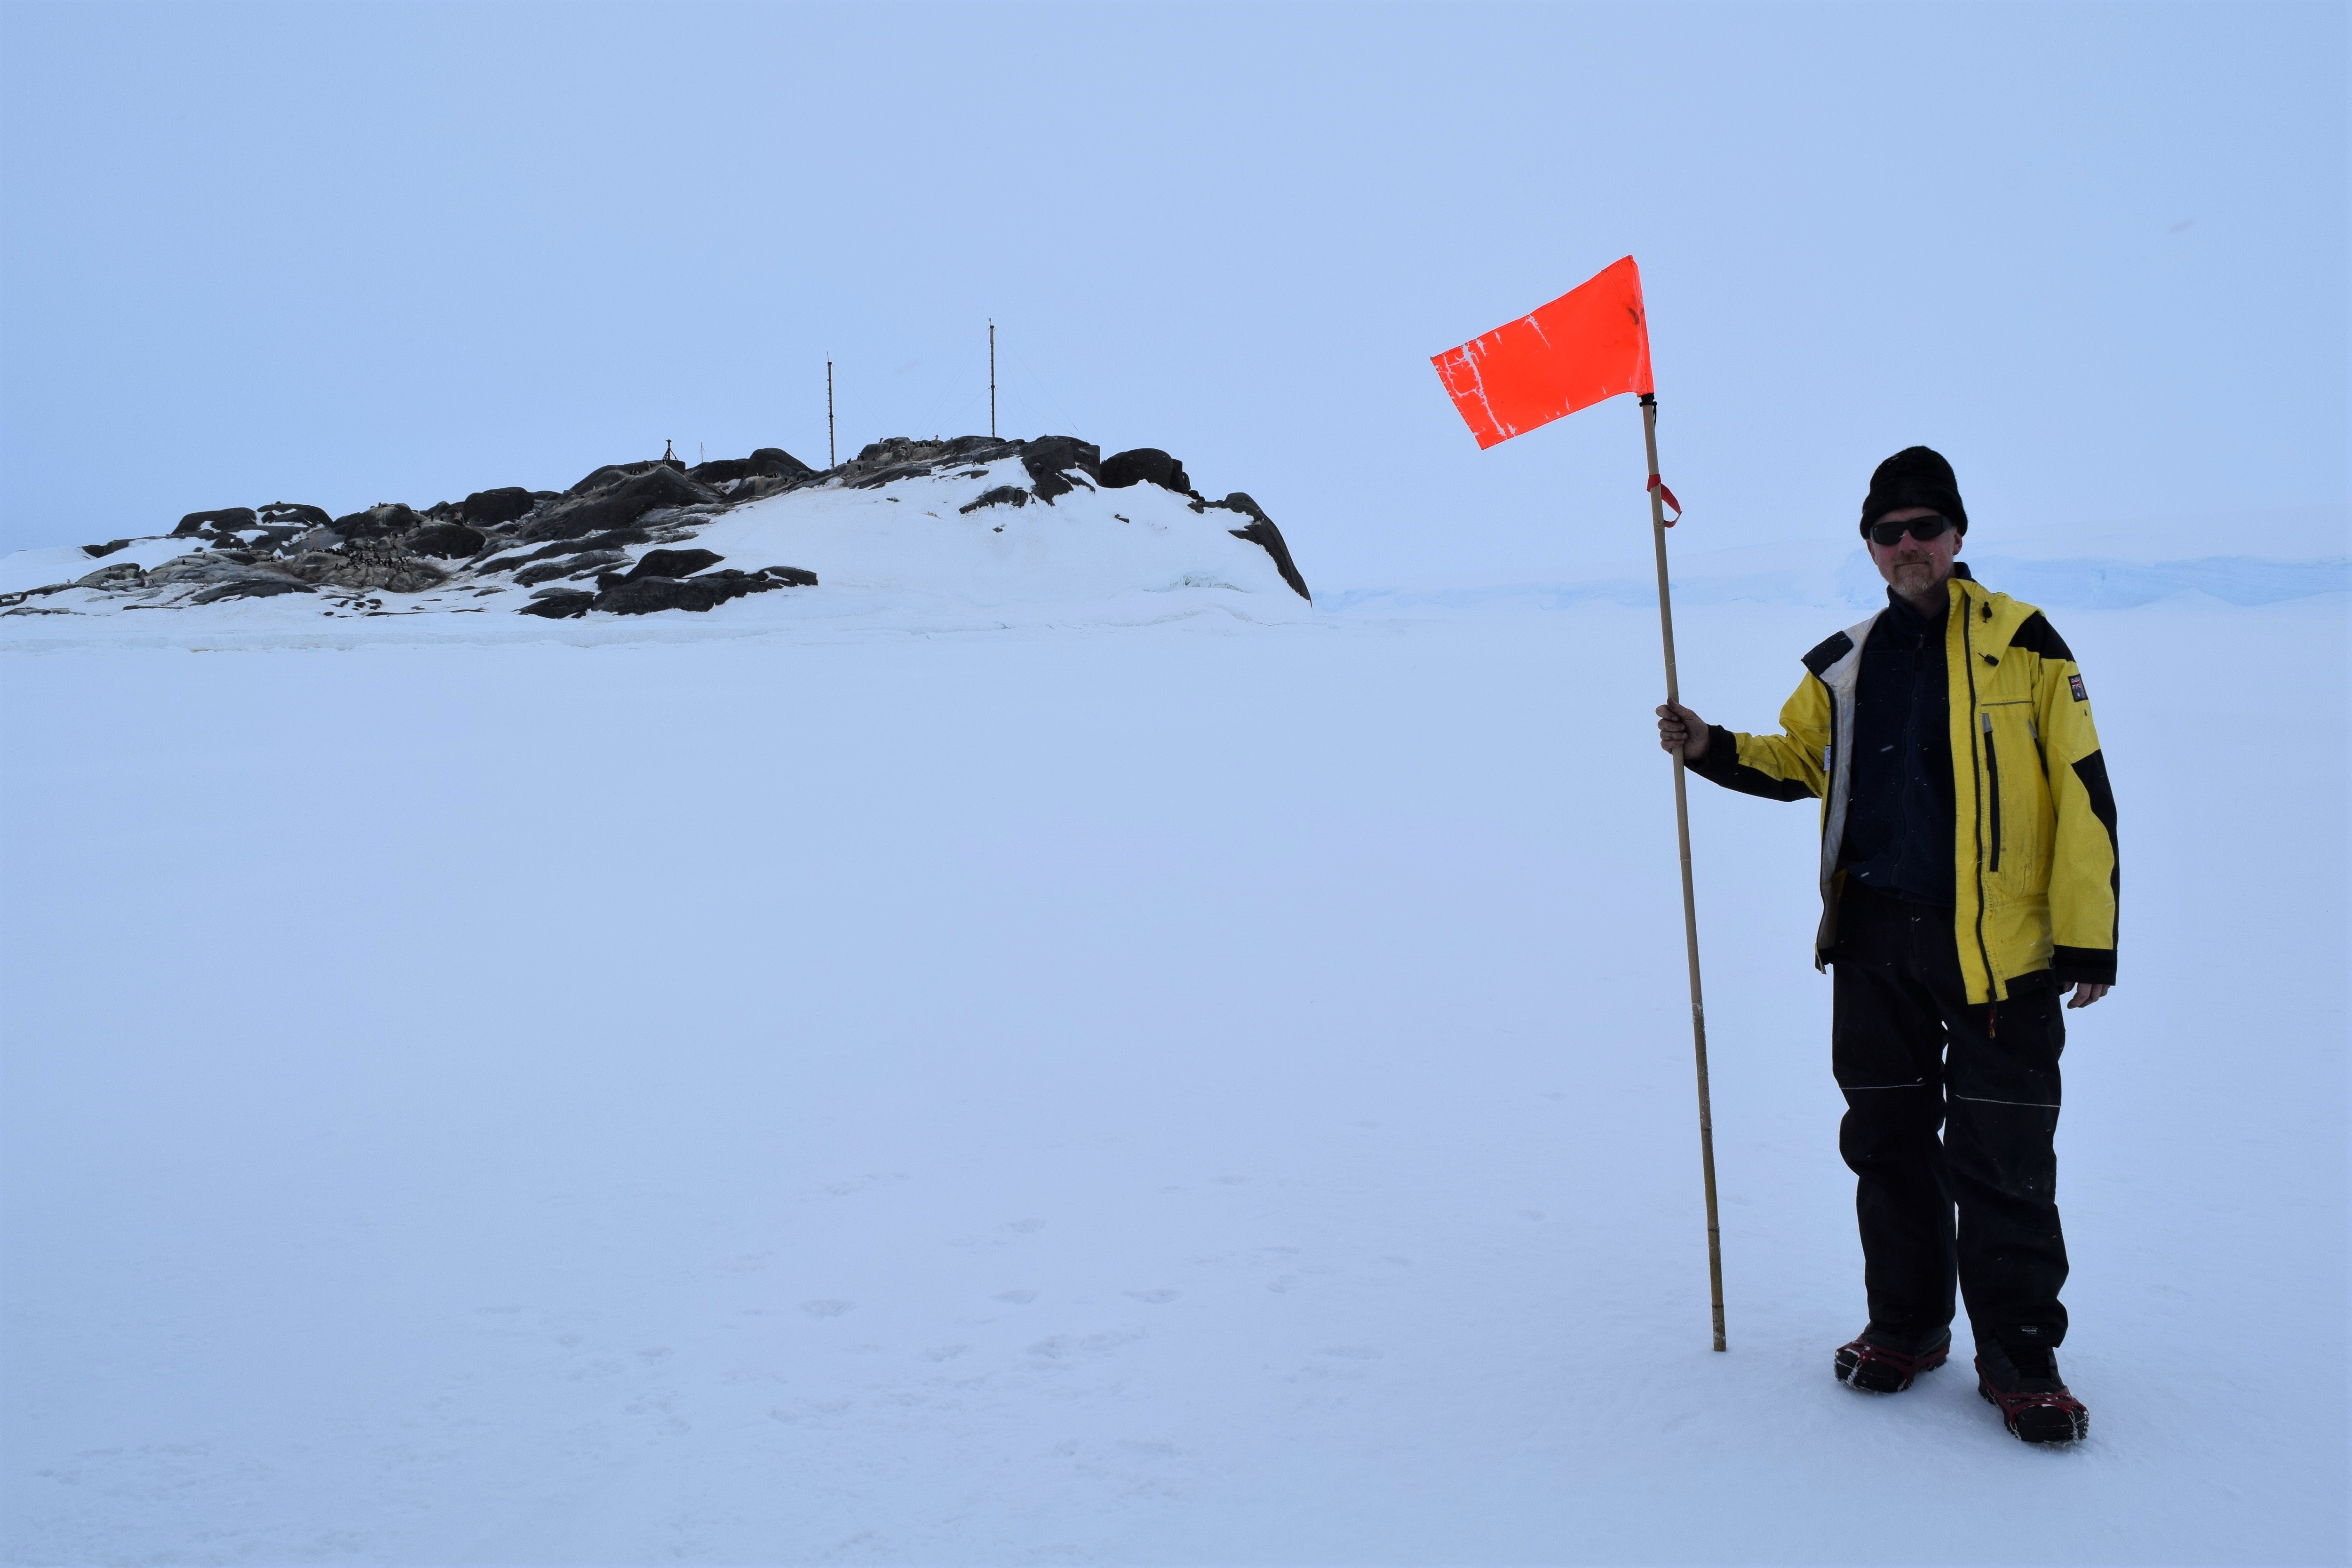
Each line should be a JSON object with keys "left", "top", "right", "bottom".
{"left": 1976, "top": 1341, "right": 2090, "bottom": 1444}
{"left": 1833, "top": 1324, "right": 1951, "bottom": 1393}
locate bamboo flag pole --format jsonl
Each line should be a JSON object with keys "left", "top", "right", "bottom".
{"left": 1641, "top": 391, "right": 1728, "bottom": 1353}
{"left": 1429, "top": 258, "right": 1728, "bottom": 1351}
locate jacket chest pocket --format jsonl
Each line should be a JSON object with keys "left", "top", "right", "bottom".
{"left": 1979, "top": 701, "right": 2050, "bottom": 888}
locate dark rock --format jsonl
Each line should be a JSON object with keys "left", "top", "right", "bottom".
{"left": 1216, "top": 492, "right": 1271, "bottom": 529}
{"left": 189, "top": 577, "right": 315, "bottom": 604}
{"left": 513, "top": 550, "right": 628, "bottom": 588}
{"left": 476, "top": 526, "right": 653, "bottom": 574}
{"left": 594, "top": 573, "right": 779, "bottom": 616}
{"left": 567, "top": 460, "right": 664, "bottom": 495}
{"left": 275, "top": 547, "right": 446, "bottom": 593}
{"left": 260, "top": 502, "right": 332, "bottom": 528}
{"left": 844, "top": 436, "right": 1024, "bottom": 489}
{"left": 620, "top": 548, "right": 723, "bottom": 584}
{"left": 1221, "top": 499, "right": 1311, "bottom": 602}
{"left": 852, "top": 437, "right": 915, "bottom": 465}
{"left": 82, "top": 540, "right": 134, "bottom": 558}
{"left": 174, "top": 507, "right": 258, "bottom": 537}
{"left": 519, "top": 589, "right": 596, "bottom": 620}
{"left": 1020, "top": 437, "right": 1101, "bottom": 504}
{"left": 332, "top": 503, "right": 422, "bottom": 541}
{"left": 461, "top": 486, "right": 537, "bottom": 525}
{"left": 406, "top": 521, "right": 486, "bottom": 559}
{"left": 761, "top": 566, "right": 818, "bottom": 586}
{"left": 847, "top": 437, "right": 940, "bottom": 488}
{"left": 523, "top": 465, "right": 715, "bottom": 542}
{"left": 690, "top": 448, "right": 816, "bottom": 486}
{"left": 959, "top": 486, "right": 1029, "bottom": 515}
{"left": 1020, "top": 436, "right": 1101, "bottom": 485}
{"left": 73, "top": 562, "right": 146, "bottom": 590}
{"left": 1099, "top": 449, "right": 1189, "bottom": 492}
{"left": 748, "top": 447, "right": 815, "bottom": 480}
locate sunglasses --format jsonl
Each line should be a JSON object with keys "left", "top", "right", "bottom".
{"left": 1868, "top": 513, "right": 1955, "bottom": 548}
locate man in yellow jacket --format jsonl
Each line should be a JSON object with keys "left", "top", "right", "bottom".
{"left": 1656, "top": 447, "right": 2116, "bottom": 1445}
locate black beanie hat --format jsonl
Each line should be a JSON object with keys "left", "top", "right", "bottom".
{"left": 1860, "top": 446, "right": 1967, "bottom": 537}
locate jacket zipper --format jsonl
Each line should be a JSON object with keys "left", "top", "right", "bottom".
{"left": 1960, "top": 594, "right": 1999, "bottom": 1029}
{"left": 1981, "top": 711, "right": 2003, "bottom": 874}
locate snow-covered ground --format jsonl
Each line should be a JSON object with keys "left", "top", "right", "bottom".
{"left": 0, "top": 557, "right": 2344, "bottom": 1563}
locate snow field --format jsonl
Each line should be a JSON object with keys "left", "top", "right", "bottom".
{"left": 0, "top": 594, "right": 2344, "bottom": 1565}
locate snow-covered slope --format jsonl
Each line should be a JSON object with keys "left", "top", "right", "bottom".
{"left": 0, "top": 436, "right": 1314, "bottom": 642}
{"left": 2, "top": 593, "right": 2344, "bottom": 1565}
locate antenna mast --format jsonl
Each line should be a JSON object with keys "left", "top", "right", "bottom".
{"left": 988, "top": 320, "right": 996, "bottom": 439}
{"left": 826, "top": 360, "right": 835, "bottom": 468}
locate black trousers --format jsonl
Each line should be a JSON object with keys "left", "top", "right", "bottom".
{"left": 1831, "top": 883, "right": 2070, "bottom": 1352}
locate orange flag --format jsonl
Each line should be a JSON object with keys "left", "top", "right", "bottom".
{"left": 1431, "top": 256, "right": 1653, "bottom": 449}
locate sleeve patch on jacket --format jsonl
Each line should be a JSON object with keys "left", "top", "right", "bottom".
{"left": 2008, "top": 611, "right": 2076, "bottom": 663}
{"left": 2068, "top": 673, "right": 2088, "bottom": 702}
{"left": 1802, "top": 630, "right": 1854, "bottom": 677}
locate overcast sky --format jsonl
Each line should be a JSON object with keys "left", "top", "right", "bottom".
{"left": 0, "top": 1, "right": 2343, "bottom": 584}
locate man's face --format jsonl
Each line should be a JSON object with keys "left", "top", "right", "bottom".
{"left": 1868, "top": 506, "right": 1961, "bottom": 603}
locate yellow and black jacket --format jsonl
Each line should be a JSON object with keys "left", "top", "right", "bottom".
{"left": 1690, "top": 565, "right": 2117, "bottom": 1004}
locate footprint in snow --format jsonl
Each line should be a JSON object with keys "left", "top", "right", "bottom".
{"left": 799, "top": 1299, "right": 853, "bottom": 1318}
{"left": 1125, "top": 1289, "right": 1179, "bottom": 1305}
{"left": 770, "top": 1398, "right": 853, "bottom": 1424}
{"left": 994, "top": 1289, "right": 1039, "bottom": 1304}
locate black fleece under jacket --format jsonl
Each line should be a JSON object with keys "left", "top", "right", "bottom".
{"left": 1839, "top": 588, "right": 1957, "bottom": 907}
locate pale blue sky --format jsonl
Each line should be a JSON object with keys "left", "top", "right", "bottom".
{"left": 1, "top": 1, "right": 2343, "bottom": 584}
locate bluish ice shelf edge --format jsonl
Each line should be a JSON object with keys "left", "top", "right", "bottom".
{"left": 1320, "top": 556, "right": 2352, "bottom": 615}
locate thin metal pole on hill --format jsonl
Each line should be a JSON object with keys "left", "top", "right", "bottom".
{"left": 827, "top": 361, "right": 836, "bottom": 468}
{"left": 1641, "top": 391, "right": 1728, "bottom": 1353}
{"left": 989, "top": 321, "right": 997, "bottom": 438}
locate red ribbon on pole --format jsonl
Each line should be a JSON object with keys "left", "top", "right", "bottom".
{"left": 1647, "top": 472, "right": 1682, "bottom": 525}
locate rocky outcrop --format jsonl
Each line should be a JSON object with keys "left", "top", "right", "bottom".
{"left": 691, "top": 448, "right": 816, "bottom": 486}
{"left": 1204, "top": 492, "right": 1310, "bottom": 601}
{"left": 189, "top": 578, "right": 314, "bottom": 605}
{"left": 30, "top": 431, "right": 1302, "bottom": 621}
{"left": 261, "top": 502, "right": 332, "bottom": 529}
{"left": 519, "top": 589, "right": 597, "bottom": 620}
{"left": 522, "top": 465, "right": 717, "bottom": 543}
{"left": 275, "top": 544, "right": 446, "bottom": 594}
{"left": 459, "top": 487, "right": 538, "bottom": 525}
{"left": 595, "top": 571, "right": 780, "bottom": 616}
{"left": 406, "top": 521, "right": 486, "bottom": 558}
{"left": 1100, "top": 448, "right": 1189, "bottom": 493}
{"left": 513, "top": 550, "right": 628, "bottom": 587}
{"left": 959, "top": 485, "right": 1029, "bottom": 514}
{"left": 332, "top": 504, "right": 423, "bottom": 542}
{"left": 618, "top": 548, "right": 724, "bottom": 583}
{"left": 174, "top": 507, "right": 258, "bottom": 537}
